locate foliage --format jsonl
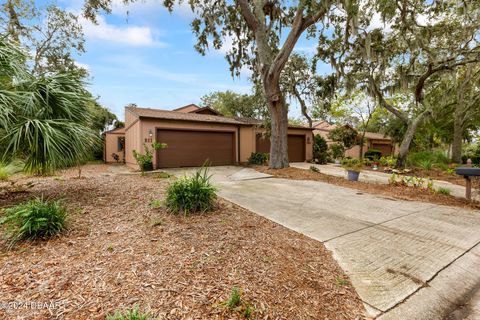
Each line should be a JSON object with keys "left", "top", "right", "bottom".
{"left": 379, "top": 156, "right": 397, "bottom": 168}
{"left": 407, "top": 151, "right": 450, "bottom": 170}
{"left": 327, "top": 126, "right": 358, "bottom": 150}
{"left": 149, "top": 199, "right": 162, "bottom": 209}
{"left": 248, "top": 152, "right": 269, "bottom": 165}
{"left": 225, "top": 286, "right": 241, "bottom": 310}
{"left": 341, "top": 158, "right": 362, "bottom": 172}
{"left": 309, "top": 165, "right": 320, "bottom": 173}
{"left": 1, "top": 2, "right": 86, "bottom": 76}
{"left": 362, "top": 158, "right": 372, "bottom": 166}
{"left": 313, "top": 135, "right": 328, "bottom": 164}
{"left": 106, "top": 307, "right": 150, "bottom": 320}
{"left": 0, "top": 38, "right": 98, "bottom": 175}
{"left": 133, "top": 142, "right": 167, "bottom": 172}
{"left": 364, "top": 149, "right": 382, "bottom": 161}
{"left": 0, "top": 197, "right": 67, "bottom": 247}
{"left": 165, "top": 166, "right": 217, "bottom": 215}
{"left": 437, "top": 187, "right": 452, "bottom": 196}
{"left": 330, "top": 143, "right": 345, "bottom": 160}
{"left": 0, "top": 160, "right": 24, "bottom": 181}
{"left": 200, "top": 90, "right": 267, "bottom": 119}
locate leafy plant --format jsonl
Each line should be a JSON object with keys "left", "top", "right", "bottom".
{"left": 152, "top": 172, "right": 172, "bottom": 179}
{"left": 309, "top": 165, "right": 320, "bottom": 173}
{"left": 437, "top": 187, "right": 451, "bottom": 195}
{"left": 379, "top": 156, "right": 397, "bottom": 167}
{"left": 226, "top": 286, "right": 241, "bottom": 310}
{"left": 341, "top": 158, "right": 362, "bottom": 172}
{"left": 363, "top": 158, "right": 373, "bottom": 166}
{"left": 0, "top": 160, "right": 24, "bottom": 181}
{"left": 407, "top": 151, "right": 450, "bottom": 170}
{"left": 364, "top": 149, "right": 382, "bottom": 161}
{"left": 418, "top": 159, "right": 434, "bottom": 171}
{"left": 327, "top": 126, "right": 359, "bottom": 149}
{"left": 111, "top": 153, "right": 120, "bottom": 163}
{"left": 330, "top": 143, "right": 345, "bottom": 160}
{"left": 0, "top": 197, "right": 67, "bottom": 248}
{"left": 313, "top": 135, "right": 328, "bottom": 164}
{"left": 165, "top": 166, "right": 217, "bottom": 215}
{"left": 133, "top": 142, "right": 167, "bottom": 172}
{"left": 335, "top": 277, "right": 350, "bottom": 287}
{"left": 149, "top": 199, "right": 162, "bottom": 209}
{"left": 106, "top": 306, "right": 151, "bottom": 320}
{"left": 248, "top": 152, "right": 269, "bottom": 165}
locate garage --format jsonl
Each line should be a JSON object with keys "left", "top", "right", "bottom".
{"left": 156, "top": 129, "right": 235, "bottom": 168}
{"left": 372, "top": 143, "right": 393, "bottom": 156}
{"left": 256, "top": 134, "right": 306, "bottom": 162}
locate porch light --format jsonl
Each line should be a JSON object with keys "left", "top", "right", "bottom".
{"left": 148, "top": 129, "right": 153, "bottom": 138}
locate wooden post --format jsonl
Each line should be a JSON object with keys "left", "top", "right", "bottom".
{"left": 465, "top": 176, "right": 472, "bottom": 201}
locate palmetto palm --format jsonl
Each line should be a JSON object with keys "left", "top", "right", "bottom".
{"left": 0, "top": 37, "right": 98, "bottom": 174}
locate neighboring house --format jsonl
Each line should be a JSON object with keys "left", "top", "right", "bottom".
{"left": 313, "top": 121, "right": 397, "bottom": 158}
{"left": 104, "top": 104, "right": 313, "bottom": 168}
{"left": 103, "top": 127, "right": 125, "bottom": 163}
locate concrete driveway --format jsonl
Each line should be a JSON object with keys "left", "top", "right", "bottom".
{"left": 163, "top": 166, "right": 480, "bottom": 319}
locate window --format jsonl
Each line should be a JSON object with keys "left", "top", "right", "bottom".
{"left": 117, "top": 137, "right": 125, "bottom": 152}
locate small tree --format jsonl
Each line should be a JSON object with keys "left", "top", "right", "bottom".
{"left": 313, "top": 135, "right": 328, "bottom": 164}
{"left": 133, "top": 142, "right": 167, "bottom": 173}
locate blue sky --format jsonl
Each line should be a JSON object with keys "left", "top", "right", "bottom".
{"left": 55, "top": 0, "right": 322, "bottom": 121}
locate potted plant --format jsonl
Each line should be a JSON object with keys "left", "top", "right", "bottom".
{"left": 342, "top": 158, "right": 363, "bottom": 181}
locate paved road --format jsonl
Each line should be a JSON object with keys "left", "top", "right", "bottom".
{"left": 163, "top": 166, "right": 480, "bottom": 319}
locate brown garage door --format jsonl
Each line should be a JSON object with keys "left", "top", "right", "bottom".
{"left": 156, "top": 129, "right": 235, "bottom": 168}
{"left": 256, "top": 134, "right": 305, "bottom": 162}
{"left": 372, "top": 143, "right": 392, "bottom": 156}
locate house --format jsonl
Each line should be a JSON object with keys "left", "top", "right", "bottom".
{"left": 103, "top": 126, "right": 125, "bottom": 163}
{"left": 313, "top": 121, "right": 397, "bottom": 158}
{"left": 104, "top": 104, "right": 313, "bottom": 168}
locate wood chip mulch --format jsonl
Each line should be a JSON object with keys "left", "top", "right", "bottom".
{"left": 254, "top": 166, "right": 480, "bottom": 210}
{"left": 0, "top": 164, "right": 365, "bottom": 320}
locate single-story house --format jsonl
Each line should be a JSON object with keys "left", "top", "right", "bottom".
{"left": 313, "top": 121, "right": 398, "bottom": 158}
{"left": 104, "top": 104, "right": 313, "bottom": 168}
{"left": 103, "top": 126, "right": 125, "bottom": 163}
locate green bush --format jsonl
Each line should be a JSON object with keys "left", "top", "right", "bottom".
{"left": 437, "top": 187, "right": 451, "bottom": 195}
{"left": 248, "top": 152, "right": 269, "bottom": 165}
{"left": 379, "top": 156, "right": 397, "bottom": 167}
{"left": 165, "top": 166, "right": 217, "bottom": 214}
{"left": 0, "top": 160, "right": 24, "bottom": 181}
{"left": 313, "top": 135, "right": 328, "bottom": 164}
{"left": 341, "top": 158, "right": 363, "bottom": 172}
{"left": 106, "top": 307, "right": 150, "bottom": 320}
{"left": 133, "top": 142, "right": 167, "bottom": 172}
{"left": 330, "top": 143, "right": 345, "bottom": 159}
{"left": 0, "top": 197, "right": 67, "bottom": 247}
{"left": 363, "top": 158, "right": 373, "bottom": 166}
{"left": 407, "top": 151, "right": 450, "bottom": 169}
{"left": 364, "top": 149, "right": 382, "bottom": 160}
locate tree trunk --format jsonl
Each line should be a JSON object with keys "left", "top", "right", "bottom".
{"left": 264, "top": 80, "right": 289, "bottom": 169}
{"left": 451, "top": 112, "right": 464, "bottom": 164}
{"left": 396, "top": 111, "right": 429, "bottom": 167}
{"left": 359, "top": 131, "right": 367, "bottom": 159}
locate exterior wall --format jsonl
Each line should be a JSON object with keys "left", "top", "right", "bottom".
{"left": 125, "top": 109, "right": 141, "bottom": 168}
{"left": 239, "top": 126, "right": 255, "bottom": 163}
{"left": 254, "top": 127, "right": 313, "bottom": 162}
{"left": 139, "top": 118, "right": 246, "bottom": 167}
{"left": 104, "top": 133, "right": 125, "bottom": 163}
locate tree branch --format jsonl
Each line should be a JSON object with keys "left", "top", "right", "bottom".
{"left": 368, "top": 75, "right": 408, "bottom": 123}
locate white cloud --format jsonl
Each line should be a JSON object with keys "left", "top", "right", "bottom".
{"left": 74, "top": 61, "right": 90, "bottom": 71}
{"left": 79, "top": 15, "right": 166, "bottom": 47}
{"left": 368, "top": 12, "right": 393, "bottom": 33}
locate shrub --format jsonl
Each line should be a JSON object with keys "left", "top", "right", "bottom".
{"left": 364, "top": 149, "right": 382, "bottom": 161}
{"left": 313, "top": 135, "right": 328, "bottom": 164}
{"left": 327, "top": 126, "right": 359, "bottom": 149}
{"left": 0, "top": 197, "right": 67, "bottom": 247}
{"left": 341, "top": 158, "right": 363, "bottom": 172}
{"left": 133, "top": 142, "right": 167, "bottom": 172}
{"left": 248, "top": 152, "right": 269, "bottom": 165}
{"left": 363, "top": 158, "right": 373, "bottom": 166}
{"left": 437, "top": 187, "right": 451, "bottom": 195}
{"left": 165, "top": 166, "right": 217, "bottom": 214}
{"left": 330, "top": 143, "right": 345, "bottom": 159}
{"left": 309, "top": 165, "right": 320, "bottom": 173}
{"left": 0, "top": 160, "right": 24, "bottom": 181}
{"left": 407, "top": 151, "right": 450, "bottom": 169}
{"left": 106, "top": 307, "right": 150, "bottom": 320}
{"left": 226, "top": 286, "right": 241, "bottom": 310}
{"left": 379, "top": 156, "right": 397, "bottom": 167}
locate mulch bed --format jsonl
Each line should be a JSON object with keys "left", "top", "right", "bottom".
{"left": 364, "top": 166, "right": 466, "bottom": 186}
{"left": 254, "top": 166, "right": 480, "bottom": 210}
{"left": 0, "top": 164, "right": 365, "bottom": 319}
